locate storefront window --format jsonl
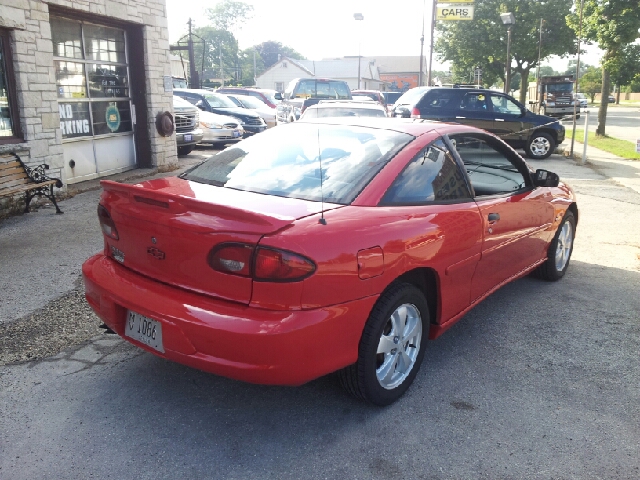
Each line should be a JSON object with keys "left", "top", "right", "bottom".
{"left": 0, "top": 28, "right": 22, "bottom": 141}
{"left": 51, "top": 17, "right": 132, "bottom": 141}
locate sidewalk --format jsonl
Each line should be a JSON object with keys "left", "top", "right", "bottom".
{"left": 565, "top": 140, "right": 640, "bottom": 195}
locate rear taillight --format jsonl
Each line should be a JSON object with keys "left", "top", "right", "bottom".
{"left": 254, "top": 247, "right": 316, "bottom": 282}
{"left": 98, "top": 205, "right": 119, "bottom": 240}
{"left": 208, "top": 243, "right": 253, "bottom": 277}
{"left": 410, "top": 107, "right": 421, "bottom": 118}
{"left": 208, "top": 243, "right": 316, "bottom": 282}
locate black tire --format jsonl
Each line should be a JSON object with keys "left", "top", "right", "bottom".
{"left": 533, "top": 210, "right": 576, "bottom": 281}
{"left": 338, "top": 283, "right": 429, "bottom": 406}
{"left": 177, "top": 145, "right": 194, "bottom": 156}
{"left": 525, "top": 131, "right": 555, "bottom": 160}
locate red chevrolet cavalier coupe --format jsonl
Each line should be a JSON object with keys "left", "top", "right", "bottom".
{"left": 83, "top": 119, "right": 577, "bottom": 405}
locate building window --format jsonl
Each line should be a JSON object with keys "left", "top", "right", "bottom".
{"left": 275, "top": 82, "right": 284, "bottom": 92}
{"left": 51, "top": 17, "right": 132, "bottom": 141}
{"left": 0, "top": 28, "right": 23, "bottom": 143}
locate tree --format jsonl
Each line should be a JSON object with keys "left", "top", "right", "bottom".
{"left": 206, "top": 0, "right": 254, "bottom": 31}
{"left": 436, "top": 0, "right": 576, "bottom": 103}
{"left": 579, "top": 65, "right": 602, "bottom": 101}
{"left": 253, "top": 41, "right": 306, "bottom": 69}
{"left": 175, "top": 27, "right": 239, "bottom": 85}
{"left": 607, "top": 43, "right": 640, "bottom": 102}
{"left": 568, "top": 1, "right": 640, "bottom": 135}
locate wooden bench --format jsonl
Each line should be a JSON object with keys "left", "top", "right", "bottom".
{"left": 0, "top": 152, "right": 63, "bottom": 214}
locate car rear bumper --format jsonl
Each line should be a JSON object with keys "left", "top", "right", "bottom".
{"left": 82, "top": 254, "right": 375, "bottom": 386}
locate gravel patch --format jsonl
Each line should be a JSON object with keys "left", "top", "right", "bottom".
{"left": 0, "top": 276, "right": 103, "bottom": 365}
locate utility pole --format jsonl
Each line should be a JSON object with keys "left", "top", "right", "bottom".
{"left": 219, "top": 43, "right": 224, "bottom": 87}
{"left": 570, "top": 0, "right": 585, "bottom": 157}
{"left": 536, "top": 18, "right": 543, "bottom": 113}
{"left": 187, "top": 18, "right": 198, "bottom": 89}
{"left": 253, "top": 49, "right": 257, "bottom": 85}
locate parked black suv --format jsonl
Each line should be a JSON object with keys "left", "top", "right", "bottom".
{"left": 174, "top": 89, "right": 267, "bottom": 136}
{"left": 392, "top": 87, "right": 565, "bottom": 159}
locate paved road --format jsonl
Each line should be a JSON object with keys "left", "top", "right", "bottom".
{"left": 563, "top": 105, "right": 640, "bottom": 143}
{"left": 1, "top": 153, "right": 639, "bottom": 479}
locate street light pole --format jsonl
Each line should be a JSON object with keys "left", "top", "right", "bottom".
{"left": 418, "top": 0, "right": 425, "bottom": 86}
{"left": 500, "top": 13, "right": 515, "bottom": 94}
{"left": 354, "top": 13, "right": 364, "bottom": 89}
{"left": 426, "top": 0, "right": 437, "bottom": 86}
{"left": 570, "top": 0, "right": 585, "bottom": 157}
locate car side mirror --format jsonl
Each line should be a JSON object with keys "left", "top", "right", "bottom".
{"left": 283, "top": 92, "right": 291, "bottom": 100}
{"left": 520, "top": 107, "right": 527, "bottom": 117}
{"left": 195, "top": 100, "right": 206, "bottom": 110}
{"left": 533, "top": 169, "right": 559, "bottom": 188}
{"left": 275, "top": 92, "right": 283, "bottom": 100}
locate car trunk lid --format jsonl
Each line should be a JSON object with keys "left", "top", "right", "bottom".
{"left": 100, "top": 177, "right": 341, "bottom": 304}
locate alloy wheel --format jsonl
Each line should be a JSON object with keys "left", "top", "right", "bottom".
{"left": 555, "top": 220, "right": 574, "bottom": 271}
{"left": 376, "top": 303, "right": 422, "bottom": 390}
{"left": 531, "top": 136, "right": 551, "bottom": 157}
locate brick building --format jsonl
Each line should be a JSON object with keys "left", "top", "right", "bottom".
{"left": 0, "top": 0, "right": 177, "bottom": 212}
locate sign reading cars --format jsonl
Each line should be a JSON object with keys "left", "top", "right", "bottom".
{"left": 437, "top": 3, "right": 475, "bottom": 21}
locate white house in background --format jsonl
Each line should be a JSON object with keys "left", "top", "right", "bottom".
{"left": 255, "top": 56, "right": 386, "bottom": 92}
{"left": 255, "top": 57, "right": 314, "bottom": 92}
{"left": 297, "top": 58, "right": 385, "bottom": 91}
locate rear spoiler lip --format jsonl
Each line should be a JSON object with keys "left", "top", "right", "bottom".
{"left": 99, "top": 180, "right": 341, "bottom": 231}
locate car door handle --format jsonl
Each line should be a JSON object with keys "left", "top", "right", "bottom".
{"left": 455, "top": 116, "right": 466, "bottom": 119}
{"left": 488, "top": 213, "right": 500, "bottom": 222}
{"left": 496, "top": 118, "right": 505, "bottom": 122}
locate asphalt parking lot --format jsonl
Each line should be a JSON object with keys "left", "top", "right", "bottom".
{"left": 1, "top": 149, "right": 639, "bottom": 479}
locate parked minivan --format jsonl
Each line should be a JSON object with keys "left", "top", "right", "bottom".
{"left": 392, "top": 87, "right": 565, "bottom": 159}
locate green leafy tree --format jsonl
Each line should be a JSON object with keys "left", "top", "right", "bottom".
{"left": 607, "top": 43, "right": 640, "bottom": 102}
{"left": 579, "top": 65, "right": 602, "bottom": 101}
{"left": 436, "top": 0, "right": 576, "bottom": 103}
{"left": 253, "top": 41, "right": 306, "bottom": 69}
{"left": 175, "top": 27, "right": 239, "bottom": 85}
{"left": 568, "top": 0, "right": 640, "bottom": 135}
{"left": 206, "top": 0, "right": 254, "bottom": 31}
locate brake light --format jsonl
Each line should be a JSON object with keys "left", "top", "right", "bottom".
{"left": 411, "top": 107, "right": 421, "bottom": 118}
{"left": 254, "top": 247, "right": 316, "bottom": 281}
{"left": 207, "top": 244, "right": 316, "bottom": 281}
{"left": 208, "top": 243, "right": 253, "bottom": 277}
{"left": 98, "top": 205, "right": 119, "bottom": 240}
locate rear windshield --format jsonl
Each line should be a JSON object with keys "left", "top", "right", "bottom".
{"left": 203, "top": 93, "right": 237, "bottom": 108}
{"left": 303, "top": 107, "right": 386, "bottom": 118}
{"left": 293, "top": 79, "right": 351, "bottom": 100}
{"left": 181, "top": 123, "right": 413, "bottom": 205}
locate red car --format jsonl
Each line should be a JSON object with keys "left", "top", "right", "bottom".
{"left": 83, "top": 119, "right": 577, "bottom": 405}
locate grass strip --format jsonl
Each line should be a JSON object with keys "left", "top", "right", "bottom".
{"left": 568, "top": 128, "right": 640, "bottom": 160}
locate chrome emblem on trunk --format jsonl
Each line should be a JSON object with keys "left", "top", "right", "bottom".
{"left": 151, "top": 237, "right": 157, "bottom": 244}
{"left": 147, "top": 247, "right": 165, "bottom": 260}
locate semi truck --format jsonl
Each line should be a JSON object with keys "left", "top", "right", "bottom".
{"left": 528, "top": 75, "right": 579, "bottom": 118}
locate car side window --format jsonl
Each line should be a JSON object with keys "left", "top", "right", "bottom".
{"left": 489, "top": 94, "right": 522, "bottom": 115}
{"left": 460, "top": 92, "right": 489, "bottom": 111}
{"left": 381, "top": 138, "right": 472, "bottom": 205}
{"left": 449, "top": 134, "right": 530, "bottom": 196}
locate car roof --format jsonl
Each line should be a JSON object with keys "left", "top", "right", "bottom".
{"left": 174, "top": 88, "right": 223, "bottom": 96}
{"left": 298, "top": 117, "right": 493, "bottom": 137}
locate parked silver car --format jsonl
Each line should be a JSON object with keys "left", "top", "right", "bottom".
{"left": 198, "top": 110, "right": 244, "bottom": 147}
{"left": 173, "top": 95, "right": 203, "bottom": 156}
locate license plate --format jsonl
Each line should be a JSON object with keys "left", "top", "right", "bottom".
{"left": 125, "top": 311, "right": 164, "bottom": 353}
{"left": 184, "top": 134, "right": 192, "bottom": 142}
{"left": 233, "top": 131, "right": 241, "bottom": 137}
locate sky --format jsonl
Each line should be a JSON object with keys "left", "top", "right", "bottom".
{"left": 165, "top": 0, "right": 604, "bottom": 73}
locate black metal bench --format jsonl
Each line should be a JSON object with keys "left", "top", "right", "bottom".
{"left": 0, "top": 152, "right": 63, "bottom": 214}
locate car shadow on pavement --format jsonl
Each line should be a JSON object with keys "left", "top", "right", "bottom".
{"left": 2, "top": 260, "right": 638, "bottom": 479}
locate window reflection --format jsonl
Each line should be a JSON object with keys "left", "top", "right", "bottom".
{"left": 55, "top": 61, "right": 86, "bottom": 99}
{"left": 51, "top": 18, "right": 83, "bottom": 59}
{"left": 88, "top": 64, "right": 128, "bottom": 98}
{"left": 84, "top": 24, "right": 126, "bottom": 63}
{"left": 0, "top": 36, "right": 13, "bottom": 137}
